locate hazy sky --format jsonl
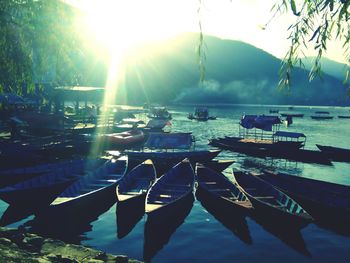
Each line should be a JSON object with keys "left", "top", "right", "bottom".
{"left": 68, "top": 0, "right": 346, "bottom": 63}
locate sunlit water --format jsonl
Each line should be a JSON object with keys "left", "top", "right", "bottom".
{"left": 1, "top": 104, "right": 350, "bottom": 263}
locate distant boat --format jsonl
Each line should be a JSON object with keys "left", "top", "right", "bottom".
{"left": 338, "top": 115, "right": 350, "bottom": 119}
{"left": 41, "top": 156, "right": 128, "bottom": 214}
{"left": 233, "top": 171, "right": 313, "bottom": 227}
{"left": 311, "top": 115, "right": 334, "bottom": 120}
{"left": 280, "top": 112, "right": 304, "bottom": 118}
{"left": 195, "top": 163, "right": 252, "bottom": 212}
{"left": 269, "top": 109, "right": 279, "bottom": 113}
{"left": 147, "top": 106, "right": 172, "bottom": 120}
{"left": 116, "top": 159, "right": 156, "bottom": 202}
{"left": 188, "top": 107, "right": 216, "bottom": 121}
{"left": 314, "top": 111, "right": 330, "bottom": 114}
{"left": 257, "top": 170, "right": 350, "bottom": 224}
{"left": 145, "top": 159, "right": 195, "bottom": 217}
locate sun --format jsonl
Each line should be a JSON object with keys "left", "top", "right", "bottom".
{"left": 68, "top": 0, "right": 197, "bottom": 57}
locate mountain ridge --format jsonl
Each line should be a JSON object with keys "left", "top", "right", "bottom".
{"left": 80, "top": 33, "right": 349, "bottom": 106}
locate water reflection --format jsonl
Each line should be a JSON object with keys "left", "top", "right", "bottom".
{"left": 242, "top": 157, "right": 303, "bottom": 175}
{"left": 143, "top": 193, "right": 194, "bottom": 263}
{"left": 251, "top": 212, "right": 311, "bottom": 257}
{"left": 116, "top": 196, "right": 145, "bottom": 239}
{"left": 316, "top": 220, "right": 350, "bottom": 237}
{"left": 196, "top": 189, "right": 252, "bottom": 245}
{"left": 24, "top": 193, "right": 117, "bottom": 244}
{"left": 0, "top": 205, "right": 35, "bottom": 226}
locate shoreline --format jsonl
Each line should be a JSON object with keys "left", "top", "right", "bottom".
{"left": 0, "top": 226, "right": 142, "bottom": 263}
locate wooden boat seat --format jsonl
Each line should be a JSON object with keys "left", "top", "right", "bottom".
{"left": 123, "top": 191, "right": 143, "bottom": 195}
{"left": 255, "top": 196, "right": 275, "bottom": 199}
{"left": 225, "top": 196, "right": 238, "bottom": 201}
{"left": 203, "top": 182, "right": 217, "bottom": 185}
{"left": 150, "top": 200, "right": 167, "bottom": 204}
{"left": 159, "top": 194, "right": 172, "bottom": 198}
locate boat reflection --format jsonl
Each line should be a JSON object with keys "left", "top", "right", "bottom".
{"left": 251, "top": 212, "right": 311, "bottom": 257}
{"left": 143, "top": 193, "right": 194, "bottom": 263}
{"left": 0, "top": 205, "right": 35, "bottom": 226}
{"left": 316, "top": 220, "right": 350, "bottom": 237}
{"left": 196, "top": 189, "right": 252, "bottom": 245}
{"left": 116, "top": 196, "right": 145, "bottom": 239}
{"left": 24, "top": 194, "right": 116, "bottom": 244}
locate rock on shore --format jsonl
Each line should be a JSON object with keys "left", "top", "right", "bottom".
{"left": 0, "top": 227, "right": 143, "bottom": 263}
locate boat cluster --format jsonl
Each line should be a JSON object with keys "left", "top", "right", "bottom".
{"left": 210, "top": 114, "right": 350, "bottom": 165}
{"left": 1, "top": 148, "right": 348, "bottom": 233}
{"left": 272, "top": 109, "right": 350, "bottom": 119}
{"left": 119, "top": 157, "right": 350, "bottom": 230}
{"left": 0, "top": 103, "right": 349, "bottom": 236}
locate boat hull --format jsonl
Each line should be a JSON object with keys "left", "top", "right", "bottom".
{"left": 316, "top": 144, "right": 350, "bottom": 162}
{"left": 0, "top": 179, "right": 75, "bottom": 208}
{"left": 233, "top": 172, "right": 313, "bottom": 227}
{"left": 146, "top": 192, "right": 194, "bottom": 220}
{"left": 210, "top": 140, "right": 331, "bottom": 165}
{"left": 258, "top": 171, "right": 350, "bottom": 225}
{"left": 39, "top": 183, "right": 118, "bottom": 217}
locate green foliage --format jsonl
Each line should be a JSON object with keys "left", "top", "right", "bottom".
{"left": 0, "top": 0, "right": 85, "bottom": 94}
{"left": 271, "top": 0, "right": 350, "bottom": 90}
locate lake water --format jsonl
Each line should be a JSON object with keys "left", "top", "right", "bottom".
{"left": 1, "top": 104, "right": 350, "bottom": 263}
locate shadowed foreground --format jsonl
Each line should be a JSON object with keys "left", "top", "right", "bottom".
{"left": 0, "top": 227, "right": 142, "bottom": 263}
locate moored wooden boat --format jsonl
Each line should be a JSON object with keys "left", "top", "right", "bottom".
{"left": 210, "top": 139, "right": 332, "bottom": 165}
{"left": 0, "top": 158, "right": 103, "bottom": 188}
{"left": 280, "top": 112, "right": 304, "bottom": 118}
{"left": 219, "top": 134, "right": 305, "bottom": 150}
{"left": 233, "top": 171, "right": 313, "bottom": 226}
{"left": 311, "top": 115, "right": 334, "bottom": 120}
{"left": 195, "top": 163, "right": 252, "bottom": 212}
{"left": 116, "top": 159, "right": 156, "bottom": 202}
{"left": 338, "top": 115, "right": 350, "bottom": 119}
{"left": 188, "top": 107, "right": 216, "bottom": 121}
{"left": 40, "top": 156, "right": 128, "bottom": 214}
{"left": 316, "top": 144, "right": 350, "bottom": 162}
{"left": 314, "top": 111, "right": 330, "bottom": 114}
{"left": 257, "top": 170, "right": 350, "bottom": 224}
{"left": 145, "top": 158, "right": 195, "bottom": 216}
{"left": 0, "top": 169, "right": 79, "bottom": 207}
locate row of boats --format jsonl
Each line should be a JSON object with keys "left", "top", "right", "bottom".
{"left": 2, "top": 151, "right": 349, "bottom": 230}
{"left": 0, "top": 149, "right": 223, "bottom": 222}
{"left": 271, "top": 110, "right": 350, "bottom": 119}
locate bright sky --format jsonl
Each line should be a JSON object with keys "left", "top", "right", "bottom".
{"left": 66, "top": 0, "right": 346, "bottom": 64}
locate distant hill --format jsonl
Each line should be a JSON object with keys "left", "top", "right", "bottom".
{"left": 300, "top": 57, "right": 349, "bottom": 81}
{"left": 86, "top": 33, "right": 350, "bottom": 106}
